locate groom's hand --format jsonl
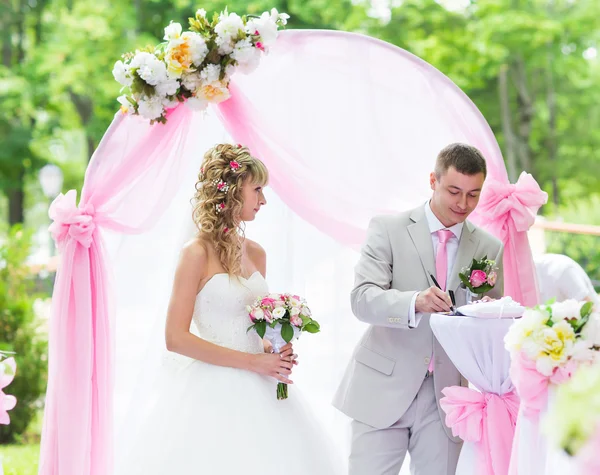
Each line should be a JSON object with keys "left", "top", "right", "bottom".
{"left": 415, "top": 287, "right": 452, "bottom": 313}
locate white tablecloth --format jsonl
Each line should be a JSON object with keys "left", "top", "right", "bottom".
{"left": 431, "top": 314, "right": 516, "bottom": 475}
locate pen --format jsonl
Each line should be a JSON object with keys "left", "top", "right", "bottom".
{"left": 429, "top": 273, "right": 456, "bottom": 313}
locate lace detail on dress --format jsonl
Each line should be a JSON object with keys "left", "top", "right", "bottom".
{"left": 192, "top": 272, "right": 267, "bottom": 354}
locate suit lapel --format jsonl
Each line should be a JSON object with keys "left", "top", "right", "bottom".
{"left": 407, "top": 206, "right": 436, "bottom": 284}
{"left": 447, "top": 221, "right": 480, "bottom": 292}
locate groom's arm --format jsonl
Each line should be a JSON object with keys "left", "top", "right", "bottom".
{"left": 350, "top": 216, "right": 418, "bottom": 329}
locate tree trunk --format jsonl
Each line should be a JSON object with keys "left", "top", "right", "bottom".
{"left": 511, "top": 56, "right": 534, "bottom": 173}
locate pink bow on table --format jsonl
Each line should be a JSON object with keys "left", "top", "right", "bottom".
{"left": 48, "top": 190, "right": 97, "bottom": 249}
{"left": 441, "top": 385, "right": 520, "bottom": 475}
{"left": 0, "top": 357, "right": 17, "bottom": 425}
{"left": 474, "top": 172, "right": 548, "bottom": 307}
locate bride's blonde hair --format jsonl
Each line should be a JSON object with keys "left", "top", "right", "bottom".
{"left": 192, "top": 144, "right": 268, "bottom": 276}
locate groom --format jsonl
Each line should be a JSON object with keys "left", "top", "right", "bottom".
{"left": 333, "top": 143, "right": 504, "bottom": 475}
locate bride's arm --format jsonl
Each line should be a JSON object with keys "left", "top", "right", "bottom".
{"left": 165, "top": 240, "right": 294, "bottom": 383}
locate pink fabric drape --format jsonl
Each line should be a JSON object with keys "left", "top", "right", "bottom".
{"left": 472, "top": 172, "right": 548, "bottom": 307}
{"left": 38, "top": 106, "right": 194, "bottom": 475}
{"left": 441, "top": 386, "right": 520, "bottom": 475}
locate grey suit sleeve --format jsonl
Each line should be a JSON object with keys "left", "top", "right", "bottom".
{"left": 350, "top": 217, "right": 417, "bottom": 329}
{"left": 489, "top": 243, "right": 504, "bottom": 300}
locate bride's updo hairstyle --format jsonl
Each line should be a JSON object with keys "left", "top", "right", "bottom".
{"left": 192, "top": 143, "right": 268, "bottom": 276}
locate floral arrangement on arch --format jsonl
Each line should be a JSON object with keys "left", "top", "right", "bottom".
{"left": 112, "top": 7, "right": 289, "bottom": 123}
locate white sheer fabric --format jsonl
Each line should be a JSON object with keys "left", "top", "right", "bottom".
{"left": 430, "top": 314, "right": 515, "bottom": 475}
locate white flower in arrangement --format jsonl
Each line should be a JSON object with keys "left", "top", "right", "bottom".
{"left": 155, "top": 77, "right": 180, "bottom": 97}
{"left": 288, "top": 298, "right": 301, "bottom": 308}
{"left": 582, "top": 311, "right": 600, "bottom": 347}
{"left": 290, "top": 307, "right": 301, "bottom": 317}
{"left": 270, "top": 8, "right": 290, "bottom": 25}
{"left": 137, "top": 96, "right": 165, "bottom": 121}
{"left": 181, "top": 72, "right": 202, "bottom": 93}
{"left": 163, "top": 21, "right": 182, "bottom": 41}
{"left": 187, "top": 34, "right": 209, "bottom": 66}
{"left": 504, "top": 307, "right": 549, "bottom": 354}
{"left": 196, "top": 8, "right": 207, "bottom": 19}
{"left": 131, "top": 52, "right": 168, "bottom": 86}
{"left": 112, "top": 60, "right": 132, "bottom": 87}
{"left": 232, "top": 38, "right": 261, "bottom": 74}
{"left": 550, "top": 299, "right": 585, "bottom": 323}
{"left": 272, "top": 307, "right": 286, "bottom": 319}
{"left": 215, "top": 12, "right": 244, "bottom": 43}
{"left": 184, "top": 97, "right": 209, "bottom": 112}
{"left": 246, "top": 12, "right": 279, "bottom": 48}
{"left": 200, "top": 64, "right": 222, "bottom": 84}
{"left": 116, "top": 95, "right": 134, "bottom": 114}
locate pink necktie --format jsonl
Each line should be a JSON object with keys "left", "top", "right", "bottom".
{"left": 429, "top": 229, "right": 454, "bottom": 373}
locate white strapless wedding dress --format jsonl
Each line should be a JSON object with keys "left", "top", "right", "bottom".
{"left": 115, "top": 271, "right": 344, "bottom": 474}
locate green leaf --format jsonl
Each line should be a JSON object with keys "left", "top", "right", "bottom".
{"left": 304, "top": 322, "right": 320, "bottom": 334}
{"left": 581, "top": 301, "right": 594, "bottom": 318}
{"left": 255, "top": 321, "right": 266, "bottom": 339}
{"left": 281, "top": 322, "right": 294, "bottom": 343}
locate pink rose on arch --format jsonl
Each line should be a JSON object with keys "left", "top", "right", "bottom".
{"left": 487, "top": 271, "right": 498, "bottom": 286}
{"left": 470, "top": 270, "right": 487, "bottom": 288}
{"left": 290, "top": 315, "right": 303, "bottom": 327}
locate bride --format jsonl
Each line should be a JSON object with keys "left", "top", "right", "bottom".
{"left": 115, "top": 143, "right": 343, "bottom": 474}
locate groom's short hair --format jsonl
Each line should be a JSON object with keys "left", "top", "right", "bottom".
{"left": 435, "top": 143, "right": 487, "bottom": 178}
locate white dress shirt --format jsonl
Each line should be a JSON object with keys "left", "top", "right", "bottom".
{"left": 408, "top": 202, "right": 464, "bottom": 327}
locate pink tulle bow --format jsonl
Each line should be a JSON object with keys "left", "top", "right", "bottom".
{"left": 0, "top": 357, "right": 17, "bottom": 425}
{"left": 472, "top": 172, "right": 548, "bottom": 307}
{"left": 441, "top": 385, "right": 520, "bottom": 475}
{"left": 48, "top": 190, "right": 96, "bottom": 249}
{"left": 476, "top": 172, "right": 548, "bottom": 234}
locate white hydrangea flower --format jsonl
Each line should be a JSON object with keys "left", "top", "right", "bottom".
{"left": 112, "top": 60, "right": 133, "bottom": 87}
{"left": 200, "top": 64, "right": 221, "bottom": 84}
{"left": 216, "top": 35, "right": 234, "bottom": 55}
{"left": 187, "top": 33, "right": 209, "bottom": 66}
{"left": 155, "top": 77, "right": 180, "bottom": 97}
{"left": 215, "top": 12, "right": 244, "bottom": 42}
{"left": 181, "top": 72, "right": 202, "bottom": 92}
{"left": 131, "top": 52, "right": 168, "bottom": 86}
{"left": 232, "top": 38, "right": 261, "bottom": 74}
{"left": 185, "top": 96, "right": 209, "bottom": 112}
{"left": 137, "top": 96, "right": 165, "bottom": 120}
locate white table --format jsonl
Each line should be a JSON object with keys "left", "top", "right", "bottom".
{"left": 431, "top": 313, "right": 519, "bottom": 475}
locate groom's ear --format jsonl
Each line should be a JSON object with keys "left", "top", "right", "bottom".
{"left": 429, "top": 171, "right": 437, "bottom": 190}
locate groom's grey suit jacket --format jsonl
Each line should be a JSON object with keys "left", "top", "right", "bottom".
{"left": 333, "top": 205, "right": 504, "bottom": 439}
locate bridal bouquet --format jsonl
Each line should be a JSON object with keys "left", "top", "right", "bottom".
{"left": 505, "top": 299, "right": 598, "bottom": 418}
{"left": 544, "top": 363, "right": 600, "bottom": 474}
{"left": 0, "top": 351, "right": 17, "bottom": 425}
{"left": 113, "top": 7, "right": 289, "bottom": 123}
{"left": 247, "top": 293, "right": 320, "bottom": 399}
{"left": 458, "top": 256, "right": 498, "bottom": 299}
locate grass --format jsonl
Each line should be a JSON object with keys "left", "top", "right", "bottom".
{"left": 0, "top": 444, "right": 39, "bottom": 475}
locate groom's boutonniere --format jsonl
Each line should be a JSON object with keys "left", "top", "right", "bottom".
{"left": 458, "top": 256, "right": 498, "bottom": 299}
